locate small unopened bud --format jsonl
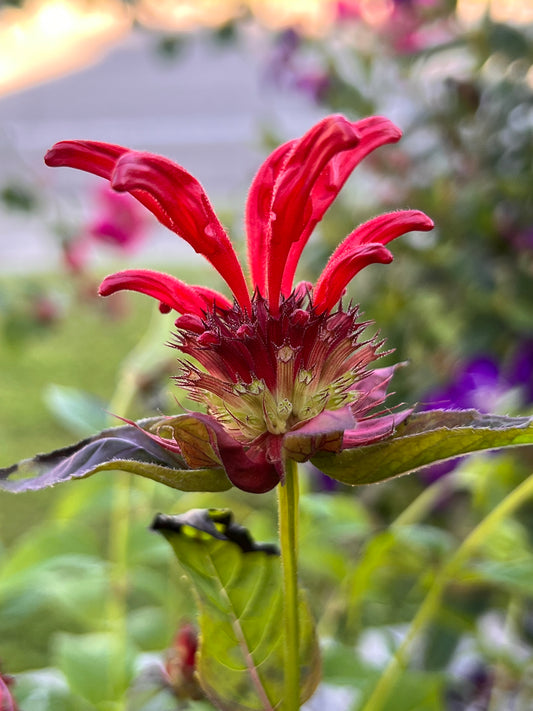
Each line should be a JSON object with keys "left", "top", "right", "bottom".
{"left": 236, "top": 323, "right": 254, "bottom": 339}
{"left": 290, "top": 308, "right": 310, "bottom": 326}
{"left": 165, "top": 622, "right": 203, "bottom": 701}
{"left": 175, "top": 314, "right": 205, "bottom": 333}
{"left": 198, "top": 330, "right": 220, "bottom": 346}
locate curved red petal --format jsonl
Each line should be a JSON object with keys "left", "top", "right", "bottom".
{"left": 99, "top": 269, "right": 229, "bottom": 316}
{"left": 44, "top": 140, "right": 128, "bottom": 179}
{"left": 313, "top": 244, "right": 393, "bottom": 314}
{"left": 245, "top": 139, "right": 296, "bottom": 296}
{"left": 279, "top": 116, "right": 403, "bottom": 297}
{"left": 265, "top": 115, "right": 361, "bottom": 311}
{"left": 332, "top": 210, "right": 434, "bottom": 258}
{"left": 313, "top": 210, "right": 434, "bottom": 313}
{"left": 110, "top": 152, "right": 251, "bottom": 313}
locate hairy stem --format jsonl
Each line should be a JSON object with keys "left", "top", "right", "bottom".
{"left": 278, "top": 458, "right": 301, "bottom": 711}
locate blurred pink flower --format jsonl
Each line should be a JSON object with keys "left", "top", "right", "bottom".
{"left": 88, "top": 185, "right": 147, "bottom": 250}
{"left": 0, "top": 670, "right": 18, "bottom": 711}
{"left": 62, "top": 185, "right": 148, "bottom": 273}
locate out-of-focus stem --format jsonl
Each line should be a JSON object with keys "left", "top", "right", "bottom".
{"left": 360, "top": 470, "right": 533, "bottom": 711}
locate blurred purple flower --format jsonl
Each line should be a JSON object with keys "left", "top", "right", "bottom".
{"left": 292, "top": 71, "right": 331, "bottom": 103}
{"left": 426, "top": 357, "right": 509, "bottom": 414}
{"left": 265, "top": 29, "right": 330, "bottom": 104}
{"left": 426, "top": 347, "right": 533, "bottom": 414}
{"left": 510, "top": 226, "right": 533, "bottom": 252}
{"left": 422, "top": 345, "right": 533, "bottom": 480}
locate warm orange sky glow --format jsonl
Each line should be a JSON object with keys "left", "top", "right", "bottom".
{"left": 0, "top": 0, "right": 131, "bottom": 96}
{"left": 457, "top": 0, "right": 533, "bottom": 24}
{"left": 1, "top": 0, "right": 532, "bottom": 97}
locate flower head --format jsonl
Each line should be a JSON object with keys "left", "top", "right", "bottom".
{"left": 45, "top": 114, "right": 433, "bottom": 493}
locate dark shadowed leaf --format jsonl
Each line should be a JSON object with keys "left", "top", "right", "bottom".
{"left": 0, "top": 418, "right": 230, "bottom": 493}
{"left": 152, "top": 509, "right": 321, "bottom": 711}
{"left": 311, "top": 410, "right": 533, "bottom": 486}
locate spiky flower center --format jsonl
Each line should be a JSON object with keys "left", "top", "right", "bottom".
{"left": 173, "top": 293, "right": 383, "bottom": 445}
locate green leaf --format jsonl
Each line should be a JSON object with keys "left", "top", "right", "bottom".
{"left": 468, "top": 558, "right": 533, "bottom": 596}
{"left": 53, "top": 632, "right": 137, "bottom": 707}
{"left": 44, "top": 384, "right": 109, "bottom": 438}
{"left": 14, "top": 669, "right": 95, "bottom": 711}
{"left": 0, "top": 418, "right": 231, "bottom": 494}
{"left": 311, "top": 410, "right": 533, "bottom": 486}
{"left": 152, "top": 509, "right": 321, "bottom": 711}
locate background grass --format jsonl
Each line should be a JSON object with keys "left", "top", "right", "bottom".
{"left": 0, "top": 273, "right": 155, "bottom": 541}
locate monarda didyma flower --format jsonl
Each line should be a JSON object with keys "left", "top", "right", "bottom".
{"left": 45, "top": 115, "right": 433, "bottom": 493}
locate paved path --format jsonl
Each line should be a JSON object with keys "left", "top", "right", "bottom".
{"left": 0, "top": 29, "right": 321, "bottom": 273}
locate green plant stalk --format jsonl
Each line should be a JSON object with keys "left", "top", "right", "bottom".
{"left": 343, "top": 472, "right": 459, "bottom": 633}
{"left": 104, "top": 318, "right": 157, "bottom": 709}
{"left": 360, "top": 469, "right": 533, "bottom": 711}
{"left": 278, "top": 458, "right": 301, "bottom": 711}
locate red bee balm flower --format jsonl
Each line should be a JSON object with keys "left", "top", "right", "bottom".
{"left": 45, "top": 115, "right": 433, "bottom": 493}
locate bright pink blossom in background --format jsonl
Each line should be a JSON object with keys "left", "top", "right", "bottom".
{"left": 63, "top": 185, "right": 148, "bottom": 273}
{"left": 45, "top": 115, "right": 433, "bottom": 493}
{"left": 0, "top": 671, "right": 18, "bottom": 711}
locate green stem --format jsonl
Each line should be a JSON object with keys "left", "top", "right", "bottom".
{"left": 278, "top": 458, "right": 301, "bottom": 711}
{"left": 104, "top": 325, "right": 151, "bottom": 709}
{"left": 360, "top": 470, "right": 533, "bottom": 711}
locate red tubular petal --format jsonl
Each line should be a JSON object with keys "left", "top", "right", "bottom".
{"left": 265, "top": 115, "right": 362, "bottom": 311}
{"left": 245, "top": 140, "right": 296, "bottom": 296}
{"left": 313, "top": 210, "right": 434, "bottom": 314}
{"left": 331, "top": 210, "right": 434, "bottom": 258}
{"left": 279, "top": 116, "right": 403, "bottom": 298}
{"left": 44, "top": 140, "right": 128, "bottom": 179}
{"left": 313, "top": 244, "right": 394, "bottom": 315}
{"left": 99, "top": 269, "right": 229, "bottom": 316}
{"left": 110, "top": 152, "right": 251, "bottom": 313}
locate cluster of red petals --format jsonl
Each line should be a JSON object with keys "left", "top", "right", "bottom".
{"left": 44, "top": 114, "right": 434, "bottom": 493}
{"left": 44, "top": 115, "right": 433, "bottom": 318}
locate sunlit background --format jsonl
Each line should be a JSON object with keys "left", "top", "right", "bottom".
{"left": 2, "top": 0, "right": 533, "bottom": 95}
